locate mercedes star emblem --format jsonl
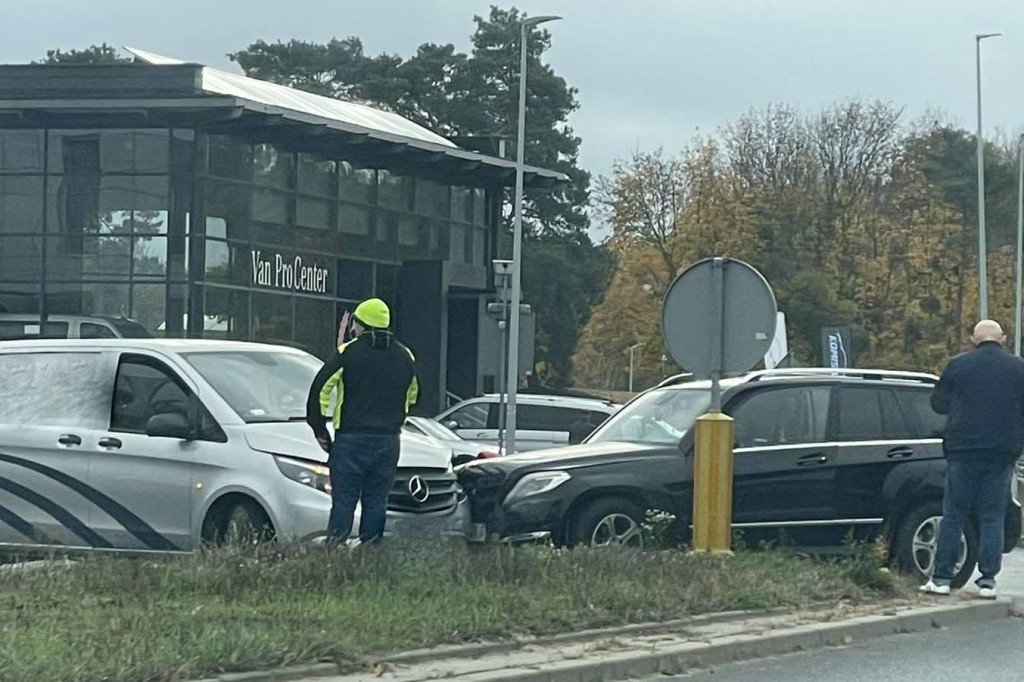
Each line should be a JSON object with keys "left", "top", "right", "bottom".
{"left": 408, "top": 475, "right": 430, "bottom": 503}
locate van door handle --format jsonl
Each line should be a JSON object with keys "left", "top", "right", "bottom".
{"left": 797, "top": 454, "right": 828, "bottom": 467}
{"left": 887, "top": 447, "right": 914, "bottom": 459}
{"left": 58, "top": 434, "right": 82, "bottom": 446}
{"left": 98, "top": 437, "right": 122, "bottom": 449}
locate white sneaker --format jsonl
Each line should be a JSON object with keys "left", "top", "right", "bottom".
{"left": 920, "top": 580, "right": 951, "bottom": 595}
{"left": 979, "top": 586, "right": 998, "bottom": 600}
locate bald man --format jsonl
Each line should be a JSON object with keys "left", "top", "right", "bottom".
{"left": 922, "top": 320, "right": 1024, "bottom": 598}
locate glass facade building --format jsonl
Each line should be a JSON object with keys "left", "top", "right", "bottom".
{"left": 0, "top": 62, "right": 562, "bottom": 413}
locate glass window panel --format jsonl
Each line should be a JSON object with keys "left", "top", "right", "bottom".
{"left": 253, "top": 143, "right": 294, "bottom": 189}
{"left": 731, "top": 387, "right": 830, "bottom": 448}
{"left": 47, "top": 130, "right": 101, "bottom": 175}
{"left": 451, "top": 224, "right": 466, "bottom": 263}
{"left": 131, "top": 283, "right": 165, "bottom": 333}
{"left": 253, "top": 188, "right": 290, "bottom": 225}
{"left": 880, "top": 390, "right": 914, "bottom": 440}
{"left": 0, "top": 130, "right": 44, "bottom": 174}
{"left": 208, "top": 135, "right": 251, "bottom": 181}
{"left": 252, "top": 291, "right": 293, "bottom": 346}
{"left": 428, "top": 219, "right": 449, "bottom": 259}
{"left": 81, "top": 322, "right": 117, "bottom": 339}
{"left": 375, "top": 212, "right": 398, "bottom": 261}
{"left": 0, "top": 176, "right": 44, "bottom": 234}
{"left": 204, "top": 239, "right": 230, "bottom": 283}
{"left": 133, "top": 130, "right": 170, "bottom": 173}
{"left": 96, "top": 176, "right": 169, "bottom": 234}
{"left": 340, "top": 162, "right": 375, "bottom": 204}
{"left": 473, "top": 188, "right": 486, "bottom": 225}
{"left": 170, "top": 129, "right": 196, "bottom": 174}
{"left": 80, "top": 235, "right": 132, "bottom": 280}
{"left": 295, "top": 297, "right": 336, "bottom": 360}
{"left": 81, "top": 282, "right": 130, "bottom": 318}
{"left": 452, "top": 187, "right": 473, "bottom": 223}
{"left": 295, "top": 224, "right": 338, "bottom": 253}
{"left": 296, "top": 197, "right": 332, "bottom": 230}
{"left": 133, "top": 236, "right": 167, "bottom": 278}
{"left": 338, "top": 203, "right": 371, "bottom": 236}
{"left": 203, "top": 179, "right": 249, "bottom": 240}
{"left": 202, "top": 285, "right": 249, "bottom": 340}
{"left": 838, "top": 387, "right": 885, "bottom": 441}
{"left": 0, "top": 282, "right": 39, "bottom": 315}
{"left": 0, "top": 236, "right": 42, "bottom": 281}
{"left": 897, "top": 388, "right": 946, "bottom": 439}
{"left": 398, "top": 216, "right": 419, "bottom": 247}
{"left": 415, "top": 180, "right": 450, "bottom": 218}
{"left": 474, "top": 226, "right": 486, "bottom": 266}
{"left": 100, "top": 131, "right": 134, "bottom": 173}
{"left": 377, "top": 170, "right": 412, "bottom": 211}
{"left": 375, "top": 264, "right": 399, "bottom": 305}
{"left": 253, "top": 222, "right": 293, "bottom": 248}
{"left": 298, "top": 154, "right": 336, "bottom": 197}
{"left": 336, "top": 259, "right": 373, "bottom": 301}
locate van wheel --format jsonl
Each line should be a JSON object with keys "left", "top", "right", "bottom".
{"left": 892, "top": 501, "right": 977, "bottom": 589}
{"left": 202, "top": 498, "right": 274, "bottom": 547}
{"left": 571, "top": 497, "right": 645, "bottom": 549}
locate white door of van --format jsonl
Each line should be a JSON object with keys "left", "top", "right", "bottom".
{"left": 0, "top": 350, "right": 112, "bottom": 549}
{"left": 87, "top": 353, "right": 195, "bottom": 552}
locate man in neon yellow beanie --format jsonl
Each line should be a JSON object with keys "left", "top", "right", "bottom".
{"left": 305, "top": 298, "right": 418, "bottom": 544}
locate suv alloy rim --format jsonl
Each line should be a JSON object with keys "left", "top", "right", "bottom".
{"left": 590, "top": 513, "right": 643, "bottom": 548}
{"left": 913, "top": 515, "right": 967, "bottom": 577}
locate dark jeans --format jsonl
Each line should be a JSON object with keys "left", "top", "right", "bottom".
{"left": 327, "top": 433, "right": 400, "bottom": 544}
{"left": 934, "top": 458, "right": 1015, "bottom": 587}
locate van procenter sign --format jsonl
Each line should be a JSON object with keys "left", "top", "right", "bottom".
{"left": 251, "top": 250, "right": 330, "bottom": 295}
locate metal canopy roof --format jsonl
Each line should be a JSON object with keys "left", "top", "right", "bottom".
{"left": 0, "top": 50, "right": 568, "bottom": 190}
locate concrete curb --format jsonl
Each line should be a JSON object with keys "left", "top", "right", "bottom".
{"left": 448, "top": 599, "right": 1014, "bottom": 682}
{"left": 193, "top": 599, "right": 1013, "bottom": 682}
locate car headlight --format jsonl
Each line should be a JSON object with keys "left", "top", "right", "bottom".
{"left": 505, "top": 471, "right": 571, "bottom": 502}
{"left": 274, "top": 456, "right": 331, "bottom": 495}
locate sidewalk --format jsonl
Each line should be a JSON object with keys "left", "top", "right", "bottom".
{"left": 199, "top": 596, "right": 1015, "bottom": 682}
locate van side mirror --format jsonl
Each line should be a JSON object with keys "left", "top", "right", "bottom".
{"left": 146, "top": 412, "right": 192, "bottom": 440}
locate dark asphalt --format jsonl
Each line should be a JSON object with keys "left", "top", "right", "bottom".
{"left": 661, "top": 611, "right": 1024, "bottom": 681}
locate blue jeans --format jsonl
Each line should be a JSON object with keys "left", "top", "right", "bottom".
{"left": 327, "top": 433, "right": 400, "bottom": 544}
{"left": 934, "top": 458, "right": 1015, "bottom": 587}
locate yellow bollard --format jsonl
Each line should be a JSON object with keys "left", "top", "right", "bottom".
{"left": 691, "top": 410, "right": 735, "bottom": 554}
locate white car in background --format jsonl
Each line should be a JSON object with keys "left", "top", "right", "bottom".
{"left": 437, "top": 394, "right": 619, "bottom": 453}
{"left": 0, "top": 339, "right": 469, "bottom": 554}
{"left": 404, "top": 416, "right": 502, "bottom": 466}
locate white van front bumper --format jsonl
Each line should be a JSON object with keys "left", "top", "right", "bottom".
{"left": 291, "top": 491, "right": 472, "bottom": 542}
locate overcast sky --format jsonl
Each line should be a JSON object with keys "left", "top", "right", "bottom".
{"left": 5, "top": 0, "right": 1024, "bottom": 182}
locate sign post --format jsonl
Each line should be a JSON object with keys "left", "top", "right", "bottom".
{"left": 661, "top": 257, "right": 777, "bottom": 554}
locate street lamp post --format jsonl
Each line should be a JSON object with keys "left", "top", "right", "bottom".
{"left": 505, "top": 14, "right": 561, "bottom": 455}
{"left": 627, "top": 343, "right": 645, "bottom": 393}
{"left": 1016, "top": 134, "right": 1023, "bottom": 356}
{"left": 976, "top": 32, "right": 1001, "bottom": 320}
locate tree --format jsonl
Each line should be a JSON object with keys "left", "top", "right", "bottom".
{"left": 40, "top": 43, "right": 131, "bottom": 65}
{"left": 230, "top": 6, "right": 601, "bottom": 386}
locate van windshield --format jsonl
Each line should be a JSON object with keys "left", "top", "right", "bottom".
{"left": 183, "top": 350, "right": 320, "bottom": 423}
{"left": 586, "top": 387, "right": 710, "bottom": 446}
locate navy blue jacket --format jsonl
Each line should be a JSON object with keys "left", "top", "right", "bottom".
{"left": 932, "top": 342, "right": 1024, "bottom": 462}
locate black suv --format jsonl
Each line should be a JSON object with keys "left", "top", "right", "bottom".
{"left": 458, "top": 369, "right": 1023, "bottom": 588}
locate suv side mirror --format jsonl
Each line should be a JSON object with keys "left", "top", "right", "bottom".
{"left": 146, "top": 412, "right": 192, "bottom": 440}
{"left": 445, "top": 420, "right": 460, "bottom": 431}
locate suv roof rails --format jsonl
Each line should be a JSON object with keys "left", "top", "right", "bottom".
{"left": 656, "top": 373, "right": 694, "bottom": 388}
{"left": 745, "top": 368, "right": 939, "bottom": 384}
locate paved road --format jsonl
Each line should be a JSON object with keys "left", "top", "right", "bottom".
{"left": 657, "top": 551, "right": 1024, "bottom": 682}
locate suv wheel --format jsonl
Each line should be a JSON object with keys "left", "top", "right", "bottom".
{"left": 892, "top": 501, "right": 977, "bottom": 589}
{"left": 571, "top": 497, "right": 644, "bottom": 549}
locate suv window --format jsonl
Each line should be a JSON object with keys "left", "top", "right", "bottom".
{"left": 111, "top": 356, "right": 191, "bottom": 433}
{"left": 0, "top": 321, "right": 69, "bottom": 340}
{"left": 446, "top": 402, "right": 490, "bottom": 430}
{"left": 896, "top": 388, "right": 946, "bottom": 438}
{"left": 837, "top": 387, "right": 913, "bottom": 441}
{"left": 731, "top": 386, "right": 830, "bottom": 448}
{"left": 81, "top": 322, "right": 117, "bottom": 339}
{"left": 0, "top": 352, "right": 110, "bottom": 428}
{"left": 518, "top": 404, "right": 579, "bottom": 432}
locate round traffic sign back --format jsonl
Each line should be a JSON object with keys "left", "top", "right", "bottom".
{"left": 661, "top": 257, "right": 777, "bottom": 377}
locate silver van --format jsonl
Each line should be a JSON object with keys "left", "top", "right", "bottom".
{"left": 0, "top": 339, "right": 469, "bottom": 554}
{"left": 0, "top": 314, "right": 152, "bottom": 340}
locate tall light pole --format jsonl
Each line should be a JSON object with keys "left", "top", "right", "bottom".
{"left": 505, "top": 13, "right": 561, "bottom": 455}
{"left": 1016, "top": 134, "right": 1023, "bottom": 355}
{"left": 976, "top": 32, "right": 1001, "bottom": 320}
{"left": 627, "top": 343, "right": 645, "bottom": 393}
